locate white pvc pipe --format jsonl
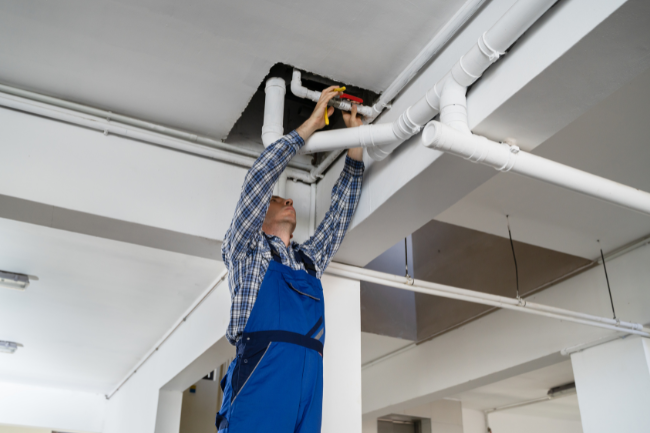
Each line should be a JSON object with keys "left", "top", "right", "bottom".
{"left": 421, "top": 121, "right": 650, "bottom": 216}
{"left": 301, "top": 123, "right": 398, "bottom": 155}
{"left": 276, "top": 172, "right": 288, "bottom": 198}
{"left": 302, "top": 0, "right": 560, "bottom": 161}
{"left": 368, "top": 0, "right": 488, "bottom": 120}
{"left": 328, "top": 263, "right": 649, "bottom": 333}
{"left": 439, "top": 78, "right": 471, "bottom": 134}
{"left": 309, "top": 183, "right": 317, "bottom": 236}
{"left": 261, "top": 77, "right": 286, "bottom": 147}
{"left": 0, "top": 84, "right": 280, "bottom": 163}
{"left": 326, "top": 262, "right": 650, "bottom": 338}
{"left": 0, "top": 92, "right": 314, "bottom": 183}
{"left": 290, "top": 70, "right": 374, "bottom": 118}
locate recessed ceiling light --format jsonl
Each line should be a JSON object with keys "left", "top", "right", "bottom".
{"left": 0, "top": 270, "right": 37, "bottom": 291}
{"left": 0, "top": 340, "right": 22, "bottom": 354}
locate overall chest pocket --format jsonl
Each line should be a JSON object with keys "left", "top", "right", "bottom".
{"left": 286, "top": 282, "right": 320, "bottom": 301}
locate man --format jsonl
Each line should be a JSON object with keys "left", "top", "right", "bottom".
{"left": 216, "top": 86, "right": 364, "bottom": 433}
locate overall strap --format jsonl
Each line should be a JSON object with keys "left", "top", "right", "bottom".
{"left": 268, "top": 243, "right": 317, "bottom": 278}
{"left": 297, "top": 250, "right": 317, "bottom": 278}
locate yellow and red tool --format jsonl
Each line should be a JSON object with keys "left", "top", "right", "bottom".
{"left": 324, "top": 87, "right": 364, "bottom": 125}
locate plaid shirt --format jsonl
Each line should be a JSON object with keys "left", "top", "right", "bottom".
{"left": 222, "top": 130, "right": 364, "bottom": 345}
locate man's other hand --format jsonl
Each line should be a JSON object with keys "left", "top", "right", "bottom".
{"left": 342, "top": 104, "right": 363, "bottom": 128}
{"left": 344, "top": 104, "right": 364, "bottom": 161}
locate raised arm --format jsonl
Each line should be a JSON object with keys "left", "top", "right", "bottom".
{"left": 222, "top": 86, "right": 345, "bottom": 261}
{"left": 302, "top": 104, "right": 365, "bottom": 273}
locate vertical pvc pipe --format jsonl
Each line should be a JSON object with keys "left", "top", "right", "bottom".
{"left": 262, "top": 77, "right": 286, "bottom": 147}
{"left": 309, "top": 183, "right": 317, "bottom": 237}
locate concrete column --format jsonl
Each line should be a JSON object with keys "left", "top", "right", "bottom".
{"left": 322, "top": 274, "right": 362, "bottom": 433}
{"left": 571, "top": 336, "right": 650, "bottom": 433}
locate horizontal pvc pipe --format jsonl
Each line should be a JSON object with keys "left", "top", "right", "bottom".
{"left": 301, "top": 0, "right": 559, "bottom": 161}
{"left": 0, "top": 92, "right": 314, "bottom": 183}
{"left": 0, "top": 84, "right": 284, "bottom": 162}
{"left": 300, "top": 123, "right": 398, "bottom": 155}
{"left": 486, "top": 0, "right": 559, "bottom": 52}
{"left": 291, "top": 70, "right": 374, "bottom": 117}
{"left": 422, "top": 121, "right": 650, "bottom": 216}
{"left": 326, "top": 263, "right": 650, "bottom": 338}
{"left": 261, "top": 77, "right": 286, "bottom": 147}
{"left": 328, "top": 263, "right": 649, "bottom": 333}
{"left": 369, "top": 0, "right": 488, "bottom": 120}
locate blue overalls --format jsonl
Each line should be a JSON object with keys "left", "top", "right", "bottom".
{"left": 216, "top": 249, "right": 325, "bottom": 433}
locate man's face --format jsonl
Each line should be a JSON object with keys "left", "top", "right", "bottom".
{"left": 263, "top": 195, "right": 297, "bottom": 233}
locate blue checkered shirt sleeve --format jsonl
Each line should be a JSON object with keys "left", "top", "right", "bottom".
{"left": 301, "top": 155, "right": 364, "bottom": 274}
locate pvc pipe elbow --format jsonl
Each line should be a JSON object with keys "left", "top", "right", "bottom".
{"left": 291, "top": 69, "right": 321, "bottom": 102}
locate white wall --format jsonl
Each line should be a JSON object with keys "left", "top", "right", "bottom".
{"left": 404, "top": 400, "right": 463, "bottom": 433}
{"left": 461, "top": 408, "right": 486, "bottom": 433}
{"left": 0, "top": 381, "right": 106, "bottom": 432}
{"left": 488, "top": 412, "right": 582, "bottom": 433}
{"left": 155, "top": 391, "right": 183, "bottom": 433}
{"left": 179, "top": 381, "right": 220, "bottom": 433}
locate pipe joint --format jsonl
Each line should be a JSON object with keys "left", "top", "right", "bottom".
{"left": 392, "top": 108, "right": 421, "bottom": 140}
{"left": 265, "top": 77, "right": 287, "bottom": 93}
{"left": 451, "top": 58, "right": 480, "bottom": 87}
{"left": 477, "top": 32, "right": 505, "bottom": 63}
{"left": 496, "top": 142, "right": 519, "bottom": 172}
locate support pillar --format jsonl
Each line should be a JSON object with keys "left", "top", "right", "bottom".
{"left": 321, "top": 274, "right": 362, "bottom": 433}
{"left": 571, "top": 336, "right": 650, "bottom": 433}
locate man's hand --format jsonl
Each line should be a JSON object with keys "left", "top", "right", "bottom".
{"left": 342, "top": 103, "right": 363, "bottom": 128}
{"left": 344, "top": 104, "right": 364, "bottom": 161}
{"left": 296, "top": 86, "right": 342, "bottom": 140}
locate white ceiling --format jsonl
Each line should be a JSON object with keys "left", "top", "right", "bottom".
{"left": 454, "top": 360, "right": 581, "bottom": 422}
{"left": 0, "top": 0, "right": 468, "bottom": 139}
{"left": 0, "top": 217, "right": 222, "bottom": 393}
{"left": 438, "top": 66, "right": 650, "bottom": 259}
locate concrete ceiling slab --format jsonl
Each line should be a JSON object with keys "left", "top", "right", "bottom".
{"left": 0, "top": 0, "right": 467, "bottom": 139}
{"left": 0, "top": 217, "right": 222, "bottom": 393}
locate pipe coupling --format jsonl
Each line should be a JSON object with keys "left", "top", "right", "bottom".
{"left": 392, "top": 108, "right": 421, "bottom": 141}
{"left": 265, "top": 77, "right": 286, "bottom": 95}
{"left": 452, "top": 57, "right": 481, "bottom": 87}
{"left": 478, "top": 32, "right": 505, "bottom": 63}
{"left": 494, "top": 143, "right": 519, "bottom": 172}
